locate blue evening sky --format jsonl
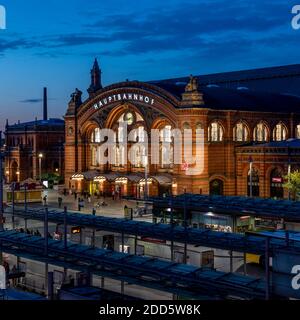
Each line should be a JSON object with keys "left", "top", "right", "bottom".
{"left": 0, "top": 0, "right": 299, "bottom": 128}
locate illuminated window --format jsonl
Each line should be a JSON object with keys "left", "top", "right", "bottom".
{"left": 233, "top": 122, "right": 248, "bottom": 142}
{"left": 196, "top": 123, "right": 203, "bottom": 130}
{"left": 161, "top": 145, "right": 174, "bottom": 167}
{"left": 296, "top": 124, "right": 300, "bottom": 138}
{"left": 133, "top": 126, "right": 145, "bottom": 142}
{"left": 253, "top": 122, "right": 268, "bottom": 142}
{"left": 182, "top": 122, "right": 191, "bottom": 131}
{"left": 208, "top": 122, "right": 224, "bottom": 142}
{"left": 114, "top": 145, "right": 125, "bottom": 167}
{"left": 134, "top": 145, "right": 146, "bottom": 168}
{"left": 160, "top": 125, "right": 172, "bottom": 143}
{"left": 160, "top": 125, "right": 173, "bottom": 168}
{"left": 91, "top": 128, "right": 101, "bottom": 143}
{"left": 273, "top": 123, "right": 287, "bottom": 141}
{"left": 118, "top": 126, "right": 124, "bottom": 143}
{"left": 91, "top": 146, "right": 98, "bottom": 166}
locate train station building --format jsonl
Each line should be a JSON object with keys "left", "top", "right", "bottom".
{"left": 65, "top": 60, "right": 300, "bottom": 199}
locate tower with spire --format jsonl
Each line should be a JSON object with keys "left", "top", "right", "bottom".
{"left": 87, "top": 58, "right": 102, "bottom": 97}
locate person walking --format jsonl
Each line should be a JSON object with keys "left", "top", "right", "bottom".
{"left": 58, "top": 196, "right": 63, "bottom": 208}
{"left": 43, "top": 194, "right": 47, "bottom": 206}
{"left": 11, "top": 265, "right": 17, "bottom": 287}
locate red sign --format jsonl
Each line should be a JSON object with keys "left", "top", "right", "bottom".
{"left": 181, "top": 161, "right": 189, "bottom": 171}
{"left": 272, "top": 177, "right": 283, "bottom": 183}
{"left": 141, "top": 237, "right": 166, "bottom": 244}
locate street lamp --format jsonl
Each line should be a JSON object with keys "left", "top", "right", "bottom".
{"left": 288, "top": 162, "right": 291, "bottom": 201}
{"left": 16, "top": 170, "right": 20, "bottom": 183}
{"left": 143, "top": 155, "right": 148, "bottom": 200}
{"left": 249, "top": 156, "right": 253, "bottom": 198}
{"left": 38, "top": 153, "right": 43, "bottom": 183}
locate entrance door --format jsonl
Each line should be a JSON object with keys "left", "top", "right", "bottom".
{"left": 209, "top": 179, "right": 224, "bottom": 195}
{"left": 270, "top": 168, "right": 284, "bottom": 199}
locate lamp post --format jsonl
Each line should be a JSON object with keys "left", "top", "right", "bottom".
{"left": 38, "top": 153, "right": 43, "bottom": 183}
{"left": 249, "top": 156, "right": 253, "bottom": 198}
{"left": 144, "top": 155, "right": 148, "bottom": 201}
{"left": 288, "top": 163, "right": 291, "bottom": 201}
{"left": 16, "top": 170, "right": 20, "bottom": 182}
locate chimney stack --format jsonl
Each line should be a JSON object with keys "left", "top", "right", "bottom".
{"left": 43, "top": 87, "right": 48, "bottom": 121}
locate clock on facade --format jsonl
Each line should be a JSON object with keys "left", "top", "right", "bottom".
{"left": 124, "top": 112, "right": 134, "bottom": 125}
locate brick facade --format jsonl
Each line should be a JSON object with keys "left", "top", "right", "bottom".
{"left": 4, "top": 119, "right": 65, "bottom": 183}
{"left": 64, "top": 64, "right": 300, "bottom": 199}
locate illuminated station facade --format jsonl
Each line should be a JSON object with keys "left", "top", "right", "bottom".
{"left": 65, "top": 60, "right": 300, "bottom": 199}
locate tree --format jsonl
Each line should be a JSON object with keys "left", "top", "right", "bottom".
{"left": 283, "top": 170, "right": 300, "bottom": 200}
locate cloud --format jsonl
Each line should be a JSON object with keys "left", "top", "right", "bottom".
{"left": 76, "top": 0, "right": 293, "bottom": 56}
{"left": 0, "top": 37, "right": 41, "bottom": 53}
{"left": 19, "top": 98, "right": 43, "bottom": 104}
{"left": 19, "top": 98, "right": 55, "bottom": 103}
{"left": 0, "top": 0, "right": 295, "bottom": 60}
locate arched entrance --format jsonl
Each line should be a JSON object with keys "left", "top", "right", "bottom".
{"left": 270, "top": 168, "right": 284, "bottom": 199}
{"left": 248, "top": 168, "right": 259, "bottom": 197}
{"left": 11, "top": 161, "right": 19, "bottom": 182}
{"left": 209, "top": 179, "right": 224, "bottom": 195}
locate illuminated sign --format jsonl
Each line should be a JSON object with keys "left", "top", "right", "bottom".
{"left": 140, "top": 237, "right": 166, "bottom": 244}
{"left": 94, "top": 92, "right": 155, "bottom": 110}
{"left": 71, "top": 226, "right": 81, "bottom": 234}
{"left": 272, "top": 177, "right": 283, "bottom": 183}
{"left": 181, "top": 161, "right": 189, "bottom": 171}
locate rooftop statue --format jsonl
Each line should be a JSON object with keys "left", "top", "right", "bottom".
{"left": 185, "top": 75, "right": 199, "bottom": 92}
{"left": 70, "top": 88, "right": 82, "bottom": 104}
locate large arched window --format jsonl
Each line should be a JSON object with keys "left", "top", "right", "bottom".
{"left": 91, "top": 146, "right": 98, "bottom": 166}
{"left": 91, "top": 128, "right": 101, "bottom": 143}
{"left": 133, "top": 126, "right": 146, "bottom": 142}
{"left": 273, "top": 123, "right": 287, "bottom": 141}
{"left": 182, "top": 122, "right": 191, "bottom": 130}
{"left": 132, "top": 145, "right": 146, "bottom": 168}
{"left": 253, "top": 122, "right": 268, "bottom": 142}
{"left": 115, "top": 112, "right": 145, "bottom": 168}
{"left": 160, "top": 125, "right": 172, "bottom": 143}
{"left": 233, "top": 121, "right": 248, "bottom": 142}
{"left": 90, "top": 128, "right": 101, "bottom": 167}
{"left": 160, "top": 125, "right": 173, "bottom": 168}
{"left": 208, "top": 122, "right": 224, "bottom": 142}
{"left": 113, "top": 145, "right": 125, "bottom": 167}
{"left": 11, "top": 161, "right": 19, "bottom": 182}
